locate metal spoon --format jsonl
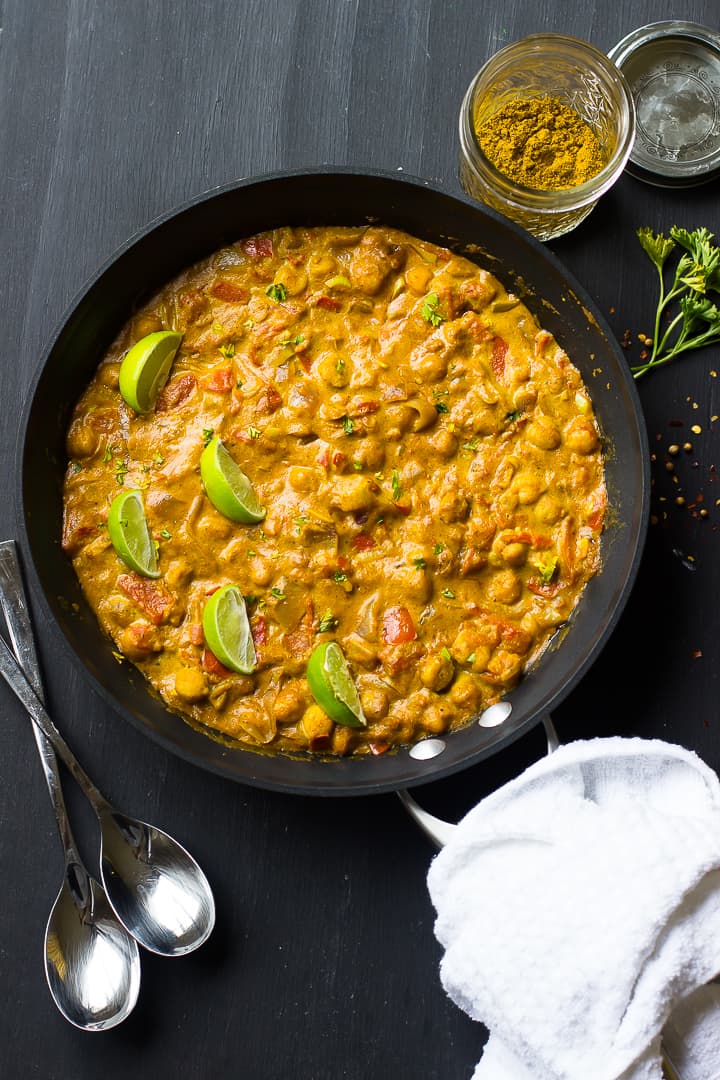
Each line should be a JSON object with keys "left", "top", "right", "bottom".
{"left": 0, "top": 547, "right": 215, "bottom": 958}
{"left": 0, "top": 541, "right": 140, "bottom": 1030}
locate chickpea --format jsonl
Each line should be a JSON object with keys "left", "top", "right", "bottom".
{"left": 450, "top": 627, "right": 480, "bottom": 664}
{"left": 66, "top": 423, "right": 99, "bottom": 459}
{"left": 409, "top": 348, "right": 448, "bottom": 382}
{"left": 359, "top": 684, "right": 390, "bottom": 721}
{"left": 486, "top": 650, "right": 523, "bottom": 684}
{"left": 420, "top": 652, "right": 454, "bottom": 692}
{"left": 195, "top": 513, "right": 232, "bottom": 544}
{"left": 287, "top": 466, "right": 320, "bottom": 492}
{"left": 330, "top": 476, "right": 376, "bottom": 513}
{"left": 501, "top": 541, "right": 528, "bottom": 567}
{"left": 534, "top": 494, "right": 563, "bottom": 525}
{"left": 317, "top": 352, "right": 350, "bottom": 388}
{"left": 473, "top": 408, "right": 499, "bottom": 436}
{"left": 273, "top": 682, "right": 307, "bottom": 723}
{"left": 174, "top": 668, "right": 209, "bottom": 703}
{"left": 352, "top": 437, "right": 385, "bottom": 471}
{"left": 308, "top": 253, "right": 337, "bottom": 280}
{"left": 301, "top": 704, "right": 334, "bottom": 747}
{"left": 438, "top": 490, "right": 470, "bottom": 523}
{"left": 485, "top": 569, "right": 522, "bottom": 604}
{"left": 513, "top": 384, "right": 537, "bottom": 411}
{"left": 274, "top": 263, "right": 308, "bottom": 296}
{"left": 405, "top": 264, "right": 433, "bottom": 294}
{"left": 118, "top": 620, "right": 163, "bottom": 660}
{"left": 165, "top": 560, "right": 193, "bottom": 589}
{"left": 429, "top": 428, "right": 458, "bottom": 458}
{"left": 384, "top": 404, "right": 416, "bottom": 440}
{"left": 350, "top": 255, "right": 388, "bottom": 296}
{"left": 418, "top": 702, "right": 454, "bottom": 734}
{"left": 449, "top": 672, "right": 482, "bottom": 711}
{"left": 98, "top": 362, "right": 121, "bottom": 389}
{"left": 390, "top": 566, "right": 433, "bottom": 603}
{"left": 564, "top": 416, "right": 599, "bottom": 454}
{"left": 513, "top": 473, "right": 546, "bottom": 506}
{"left": 526, "top": 416, "right": 561, "bottom": 451}
{"left": 249, "top": 555, "right": 274, "bottom": 587}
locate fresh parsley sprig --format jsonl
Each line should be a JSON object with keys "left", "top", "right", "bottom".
{"left": 633, "top": 226, "right": 720, "bottom": 378}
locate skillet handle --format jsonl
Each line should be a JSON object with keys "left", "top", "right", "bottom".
{"left": 398, "top": 711, "right": 561, "bottom": 849}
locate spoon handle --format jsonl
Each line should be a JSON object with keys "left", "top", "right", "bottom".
{"left": 0, "top": 552, "right": 105, "bottom": 814}
{"left": 0, "top": 542, "right": 80, "bottom": 854}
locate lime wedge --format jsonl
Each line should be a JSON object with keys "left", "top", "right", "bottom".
{"left": 107, "top": 489, "right": 160, "bottom": 578}
{"left": 202, "top": 585, "right": 257, "bottom": 675}
{"left": 200, "top": 436, "right": 266, "bottom": 524}
{"left": 306, "top": 642, "right": 367, "bottom": 728}
{"left": 119, "top": 330, "right": 183, "bottom": 413}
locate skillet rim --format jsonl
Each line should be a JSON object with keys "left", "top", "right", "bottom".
{"left": 16, "top": 166, "right": 650, "bottom": 796}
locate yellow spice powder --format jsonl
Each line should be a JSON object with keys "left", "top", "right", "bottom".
{"left": 475, "top": 94, "right": 606, "bottom": 191}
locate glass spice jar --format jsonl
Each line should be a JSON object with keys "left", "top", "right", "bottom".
{"left": 459, "top": 34, "right": 636, "bottom": 241}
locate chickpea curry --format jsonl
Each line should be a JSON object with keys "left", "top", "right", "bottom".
{"left": 63, "top": 225, "right": 607, "bottom": 757}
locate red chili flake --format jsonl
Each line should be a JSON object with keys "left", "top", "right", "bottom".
{"left": 492, "top": 337, "right": 508, "bottom": 378}
{"left": 201, "top": 648, "right": 232, "bottom": 677}
{"left": 352, "top": 534, "right": 376, "bottom": 552}
{"left": 243, "top": 236, "right": 273, "bottom": 258}
{"left": 693, "top": 648, "right": 704, "bottom": 659}
{"left": 620, "top": 330, "right": 632, "bottom": 350}
{"left": 117, "top": 574, "right": 174, "bottom": 625}
{"left": 332, "top": 450, "right": 346, "bottom": 468}
{"left": 381, "top": 605, "right": 417, "bottom": 645}
{"left": 205, "top": 584, "right": 222, "bottom": 596}
{"left": 155, "top": 373, "right": 197, "bottom": 412}
{"left": 315, "top": 295, "right": 341, "bottom": 312}
{"left": 202, "top": 367, "right": 235, "bottom": 393}
{"left": 210, "top": 280, "right": 249, "bottom": 303}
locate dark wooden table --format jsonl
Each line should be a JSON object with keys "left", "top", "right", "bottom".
{"left": 2, "top": 3, "right": 719, "bottom": 1077}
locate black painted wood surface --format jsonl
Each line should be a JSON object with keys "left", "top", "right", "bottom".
{"left": 1, "top": 2, "right": 719, "bottom": 1078}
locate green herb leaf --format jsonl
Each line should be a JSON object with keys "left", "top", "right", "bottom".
{"left": 435, "top": 401, "right": 449, "bottom": 414}
{"left": 534, "top": 554, "right": 559, "bottom": 585}
{"left": 202, "top": 428, "right": 214, "bottom": 447}
{"left": 391, "top": 469, "right": 402, "bottom": 501}
{"left": 332, "top": 569, "right": 348, "bottom": 583}
{"left": 219, "top": 342, "right": 236, "bottom": 358}
{"left": 266, "top": 283, "right": 288, "bottom": 303}
{"left": 440, "top": 646, "right": 453, "bottom": 662}
{"left": 413, "top": 557, "right": 427, "bottom": 570}
{"left": 343, "top": 415, "right": 355, "bottom": 435}
{"left": 433, "top": 543, "right": 444, "bottom": 554}
{"left": 421, "top": 292, "right": 444, "bottom": 327}
{"left": 270, "top": 587, "right": 286, "bottom": 600}
{"left": 248, "top": 426, "right": 262, "bottom": 439}
{"left": 318, "top": 610, "right": 338, "bottom": 633}
{"left": 634, "top": 224, "right": 720, "bottom": 378}
{"left": 160, "top": 529, "right": 172, "bottom": 540}
{"left": 442, "top": 588, "right": 455, "bottom": 599}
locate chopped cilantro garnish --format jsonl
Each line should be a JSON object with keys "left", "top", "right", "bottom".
{"left": 318, "top": 610, "right": 338, "bottom": 633}
{"left": 266, "top": 283, "right": 288, "bottom": 303}
{"left": 442, "top": 588, "right": 455, "bottom": 599}
{"left": 219, "top": 342, "right": 236, "bottom": 358}
{"left": 434, "top": 543, "right": 444, "bottom": 555}
{"left": 440, "top": 647, "right": 453, "bottom": 662}
{"left": 103, "top": 444, "right": 115, "bottom": 464}
{"left": 343, "top": 416, "right": 355, "bottom": 435}
{"left": 154, "top": 452, "right": 165, "bottom": 465}
{"left": 202, "top": 428, "right": 214, "bottom": 447}
{"left": 333, "top": 570, "right": 348, "bottom": 583}
{"left": 421, "top": 292, "right": 445, "bottom": 327}
{"left": 270, "top": 587, "right": 286, "bottom": 600}
{"left": 248, "top": 426, "right": 262, "bottom": 439}
{"left": 114, "top": 461, "right": 128, "bottom": 484}
{"left": 160, "top": 529, "right": 172, "bottom": 540}
{"left": 391, "top": 469, "right": 402, "bottom": 501}
{"left": 435, "top": 401, "right": 449, "bottom": 414}
{"left": 413, "top": 557, "right": 427, "bottom": 570}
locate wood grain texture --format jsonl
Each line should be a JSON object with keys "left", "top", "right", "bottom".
{"left": 1, "top": 1, "right": 720, "bottom": 1077}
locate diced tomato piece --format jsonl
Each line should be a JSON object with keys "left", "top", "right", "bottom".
{"left": 202, "top": 367, "right": 235, "bottom": 393}
{"left": 350, "top": 400, "right": 380, "bottom": 417}
{"left": 315, "top": 295, "right": 341, "bottom": 312}
{"left": 283, "top": 627, "right": 313, "bottom": 660}
{"left": 188, "top": 624, "right": 204, "bottom": 645}
{"left": 337, "top": 555, "right": 351, "bottom": 572}
{"left": 243, "top": 236, "right": 273, "bottom": 258}
{"left": 527, "top": 579, "right": 560, "bottom": 598}
{"left": 155, "top": 373, "right": 197, "bottom": 412}
{"left": 382, "top": 605, "right": 417, "bottom": 644}
{"left": 369, "top": 742, "right": 389, "bottom": 756}
{"left": 316, "top": 446, "right": 331, "bottom": 468}
{"left": 231, "top": 429, "right": 252, "bottom": 444}
{"left": 352, "top": 534, "right": 376, "bottom": 551}
{"left": 252, "top": 614, "right": 268, "bottom": 648}
{"left": 258, "top": 385, "right": 283, "bottom": 412}
{"left": 117, "top": 574, "right": 174, "bottom": 625}
{"left": 332, "top": 451, "right": 346, "bottom": 468}
{"left": 492, "top": 336, "right": 508, "bottom": 378}
{"left": 210, "top": 280, "right": 249, "bottom": 303}
{"left": 202, "top": 648, "right": 232, "bottom": 677}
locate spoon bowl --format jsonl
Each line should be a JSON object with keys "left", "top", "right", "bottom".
{"left": 46, "top": 862, "right": 141, "bottom": 1031}
{"left": 100, "top": 810, "right": 215, "bottom": 956}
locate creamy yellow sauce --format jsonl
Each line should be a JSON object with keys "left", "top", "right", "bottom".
{"left": 63, "top": 225, "right": 606, "bottom": 756}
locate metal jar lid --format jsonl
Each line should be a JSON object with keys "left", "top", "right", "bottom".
{"left": 608, "top": 20, "right": 720, "bottom": 187}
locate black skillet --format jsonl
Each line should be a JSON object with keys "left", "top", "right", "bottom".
{"left": 18, "top": 169, "right": 650, "bottom": 796}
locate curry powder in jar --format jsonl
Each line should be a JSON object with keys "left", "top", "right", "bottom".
{"left": 475, "top": 95, "right": 606, "bottom": 190}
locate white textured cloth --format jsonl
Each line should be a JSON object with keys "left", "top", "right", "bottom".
{"left": 426, "top": 737, "right": 720, "bottom": 1079}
